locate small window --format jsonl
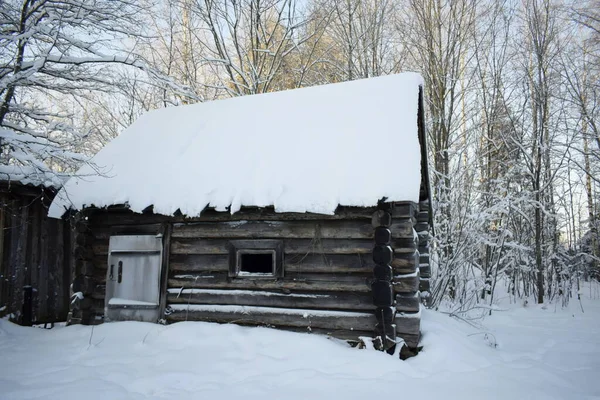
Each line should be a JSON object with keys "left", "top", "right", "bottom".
{"left": 229, "top": 240, "right": 283, "bottom": 278}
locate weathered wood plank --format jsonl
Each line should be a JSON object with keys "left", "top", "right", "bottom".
{"left": 166, "top": 305, "right": 375, "bottom": 331}
{"left": 167, "top": 238, "right": 417, "bottom": 256}
{"left": 91, "top": 223, "right": 164, "bottom": 240}
{"left": 283, "top": 327, "right": 375, "bottom": 342}
{"left": 89, "top": 206, "right": 380, "bottom": 227}
{"left": 284, "top": 239, "right": 375, "bottom": 255}
{"left": 158, "top": 223, "right": 172, "bottom": 321}
{"left": 394, "top": 312, "right": 421, "bottom": 336}
{"left": 168, "top": 275, "right": 371, "bottom": 293}
{"left": 397, "top": 332, "right": 420, "bottom": 348}
{"left": 395, "top": 293, "right": 420, "bottom": 313}
{"left": 414, "top": 222, "right": 429, "bottom": 233}
{"left": 419, "top": 264, "right": 431, "bottom": 278}
{"left": 13, "top": 198, "right": 28, "bottom": 323}
{"left": 419, "top": 278, "right": 431, "bottom": 292}
{"left": 391, "top": 252, "right": 419, "bottom": 274}
{"left": 167, "top": 289, "right": 374, "bottom": 311}
{"left": 417, "top": 211, "right": 429, "bottom": 223}
{"left": 171, "top": 219, "right": 413, "bottom": 239}
{"left": 169, "top": 254, "right": 228, "bottom": 273}
{"left": 28, "top": 201, "right": 40, "bottom": 322}
{"left": 393, "top": 271, "right": 420, "bottom": 293}
{"left": 391, "top": 203, "right": 418, "bottom": 219}
{"left": 0, "top": 198, "right": 5, "bottom": 315}
{"left": 285, "top": 254, "right": 370, "bottom": 273}
{"left": 170, "top": 253, "right": 371, "bottom": 274}
{"left": 171, "top": 271, "right": 369, "bottom": 284}
{"left": 49, "top": 217, "right": 66, "bottom": 322}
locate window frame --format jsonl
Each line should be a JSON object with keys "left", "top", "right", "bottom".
{"left": 228, "top": 240, "right": 284, "bottom": 279}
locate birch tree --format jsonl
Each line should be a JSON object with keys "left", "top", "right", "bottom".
{"left": 0, "top": 0, "right": 198, "bottom": 180}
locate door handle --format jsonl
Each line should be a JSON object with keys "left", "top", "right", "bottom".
{"left": 109, "top": 265, "right": 114, "bottom": 281}
{"left": 118, "top": 261, "right": 123, "bottom": 283}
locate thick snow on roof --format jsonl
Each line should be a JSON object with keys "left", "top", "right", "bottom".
{"left": 0, "top": 165, "right": 67, "bottom": 189}
{"left": 49, "top": 73, "right": 424, "bottom": 218}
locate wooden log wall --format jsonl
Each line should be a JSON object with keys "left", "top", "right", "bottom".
{"left": 167, "top": 210, "right": 376, "bottom": 340}
{"left": 0, "top": 185, "right": 72, "bottom": 325}
{"left": 388, "top": 202, "right": 421, "bottom": 349}
{"left": 79, "top": 204, "right": 422, "bottom": 346}
{"left": 371, "top": 206, "right": 397, "bottom": 352}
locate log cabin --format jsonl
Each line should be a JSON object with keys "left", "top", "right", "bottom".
{"left": 0, "top": 167, "right": 72, "bottom": 325}
{"left": 48, "top": 73, "right": 433, "bottom": 353}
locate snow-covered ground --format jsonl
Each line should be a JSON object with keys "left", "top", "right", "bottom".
{"left": 1, "top": 285, "right": 599, "bottom": 400}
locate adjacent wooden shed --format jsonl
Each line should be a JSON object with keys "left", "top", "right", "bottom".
{"left": 0, "top": 168, "right": 72, "bottom": 325}
{"left": 49, "top": 73, "right": 433, "bottom": 352}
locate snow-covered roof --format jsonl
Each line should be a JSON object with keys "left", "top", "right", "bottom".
{"left": 0, "top": 165, "right": 67, "bottom": 189}
{"left": 49, "top": 73, "right": 424, "bottom": 219}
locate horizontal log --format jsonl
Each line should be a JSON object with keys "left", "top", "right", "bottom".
{"left": 394, "top": 312, "right": 421, "bottom": 336}
{"left": 395, "top": 293, "right": 421, "bottom": 313}
{"left": 283, "top": 327, "right": 375, "bottom": 342}
{"left": 91, "top": 224, "right": 164, "bottom": 240}
{"left": 170, "top": 253, "right": 371, "bottom": 274}
{"left": 88, "top": 205, "right": 419, "bottom": 225}
{"left": 419, "top": 278, "right": 431, "bottom": 292}
{"left": 394, "top": 238, "right": 418, "bottom": 253}
{"left": 285, "top": 273, "right": 370, "bottom": 283}
{"left": 169, "top": 238, "right": 416, "bottom": 255}
{"left": 171, "top": 220, "right": 414, "bottom": 240}
{"left": 165, "top": 305, "right": 375, "bottom": 331}
{"left": 414, "top": 222, "right": 429, "bottom": 233}
{"left": 284, "top": 239, "right": 375, "bottom": 255}
{"left": 419, "top": 264, "right": 431, "bottom": 278}
{"left": 167, "top": 289, "right": 374, "bottom": 311}
{"left": 89, "top": 206, "right": 378, "bottom": 226}
{"left": 170, "top": 254, "right": 228, "bottom": 273}
{"left": 393, "top": 271, "right": 420, "bottom": 293}
{"left": 397, "top": 332, "right": 420, "bottom": 348}
{"left": 391, "top": 252, "right": 419, "bottom": 274}
{"left": 417, "top": 211, "right": 429, "bottom": 223}
{"left": 168, "top": 275, "right": 371, "bottom": 293}
{"left": 391, "top": 202, "right": 418, "bottom": 219}
{"left": 171, "top": 271, "right": 370, "bottom": 284}
{"left": 420, "top": 254, "right": 429, "bottom": 265}
{"left": 285, "top": 254, "right": 370, "bottom": 273}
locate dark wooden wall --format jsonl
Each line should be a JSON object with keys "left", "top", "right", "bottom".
{"left": 0, "top": 183, "right": 72, "bottom": 325}
{"left": 74, "top": 204, "right": 422, "bottom": 347}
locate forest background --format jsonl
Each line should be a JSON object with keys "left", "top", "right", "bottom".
{"left": 1, "top": 0, "right": 599, "bottom": 311}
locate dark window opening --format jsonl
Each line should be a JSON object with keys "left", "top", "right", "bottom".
{"left": 239, "top": 252, "right": 274, "bottom": 275}
{"left": 228, "top": 240, "right": 283, "bottom": 279}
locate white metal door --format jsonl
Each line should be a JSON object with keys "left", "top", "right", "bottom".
{"left": 105, "top": 235, "right": 163, "bottom": 321}
{"left": 108, "top": 253, "right": 161, "bottom": 306}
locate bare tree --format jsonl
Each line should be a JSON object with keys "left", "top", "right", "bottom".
{"left": 0, "top": 0, "right": 199, "bottom": 179}
{"left": 180, "top": 0, "right": 312, "bottom": 96}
